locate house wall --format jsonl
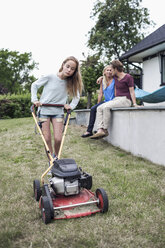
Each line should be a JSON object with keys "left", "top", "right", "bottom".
{"left": 75, "top": 108, "right": 165, "bottom": 167}
{"left": 142, "top": 57, "right": 165, "bottom": 107}
{"left": 143, "top": 57, "right": 160, "bottom": 92}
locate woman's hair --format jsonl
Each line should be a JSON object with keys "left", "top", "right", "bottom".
{"left": 102, "top": 65, "right": 111, "bottom": 89}
{"left": 59, "top": 56, "right": 83, "bottom": 97}
{"left": 110, "top": 60, "right": 124, "bottom": 72}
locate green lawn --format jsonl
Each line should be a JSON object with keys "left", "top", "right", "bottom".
{"left": 0, "top": 117, "right": 165, "bottom": 248}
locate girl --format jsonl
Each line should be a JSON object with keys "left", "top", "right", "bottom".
{"left": 31, "top": 56, "right": 83, "bottom": 157}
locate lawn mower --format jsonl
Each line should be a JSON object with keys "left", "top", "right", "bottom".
{"left": 31, "top": 104, "right": 109, "bottom": 224}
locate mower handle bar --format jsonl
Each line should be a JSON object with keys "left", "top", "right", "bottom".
{"left": 30, "top": 104, "right": 71, "bottom": 114}
{"left": 31, "top": 103, "right": 71, "bottom": 183}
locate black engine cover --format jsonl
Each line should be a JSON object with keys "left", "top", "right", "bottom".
{"left": 52, "top": 159, "right": 81, "bottom": 179}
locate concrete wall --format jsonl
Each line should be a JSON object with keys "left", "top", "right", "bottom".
{"left": 75, "top": 108, "right": 165, "bottom": 167}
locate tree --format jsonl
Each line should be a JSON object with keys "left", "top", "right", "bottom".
{"left": 88, "top": 0, "right": 154, "bottom": 60}
{"left": 81, "top": 54, "right": 104, "bottom": 108}
{"left": 0, "top": 49, "right": 38, "bottom": 94}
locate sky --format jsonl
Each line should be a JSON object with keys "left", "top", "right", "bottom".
{"left": 0, "top": 0, "right": 164, "bottom": 78}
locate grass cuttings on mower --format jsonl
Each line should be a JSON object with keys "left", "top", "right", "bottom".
{"left": 31, "top": 105, "right": 109, "bottom": 224}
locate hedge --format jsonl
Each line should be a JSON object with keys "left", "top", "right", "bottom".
{"left": 0, "top": 93, "right": 97, "bottom": 119}
{"left": 0, "top": 94, "right": 32, "bottom": 119}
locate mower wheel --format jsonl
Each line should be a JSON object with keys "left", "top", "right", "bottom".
{"left": 96, "top": 188, "right": 109, "bottom": 213}
{"left": 41, "top": 196, "right": 52, "bottom": 224}
{"left": 42, "top": 184, "right": 54, "bottom": 219}
{"left": 33, "top": 179, "right": 42, "bottom": 201}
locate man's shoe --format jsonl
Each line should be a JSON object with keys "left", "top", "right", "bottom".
{"left": 104, "top": 130, "right": 109, "bottom": 137}
{"left": 81, "top": 132, "right": 93, "bottom": 138}
{"left": 90, "top": 132, "right": 106, "bottom": 139}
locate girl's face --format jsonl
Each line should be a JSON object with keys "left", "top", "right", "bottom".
{"left": 62, "top": 60, "right": 77, "bottom": 78}
{"left": 104, "top": 67, "right": 113, "bottom": 78}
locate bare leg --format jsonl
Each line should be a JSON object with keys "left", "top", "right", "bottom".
{"left": 52, "top": 118, "right": 63, "bottom": 156}
{"left": 41, "top": 118, "right": 53, "bottom": 155}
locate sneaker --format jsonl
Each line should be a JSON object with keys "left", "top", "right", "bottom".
{"left": 47, "top": 170, "right": 52, "bottom": 176}
{"left": 52, "top": 153, "right": 58, "bottom": 160}
{"left": 90, "top": 131, "right": 107, "bottom": 139}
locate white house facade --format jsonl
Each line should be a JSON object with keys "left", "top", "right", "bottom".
{"left": 143, "top": 57, "right": 160, "bottom": 92}
{"left": 120, "top": 24, "right": 165, "bottom": 106}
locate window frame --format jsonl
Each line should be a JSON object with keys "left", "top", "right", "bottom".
{"left": 160, "top": 55, "right": 165, "bottom": 86}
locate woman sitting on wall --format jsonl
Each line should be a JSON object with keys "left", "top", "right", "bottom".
{"left": 81, "top": 65, "right": 115, "bottom": 138}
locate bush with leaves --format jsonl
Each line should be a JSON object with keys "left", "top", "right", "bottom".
{"left": 0, "top": 93, "right": 94, "bottom": 119}
{"left": 0, "top": 94, "right": 32, "bottom": 119}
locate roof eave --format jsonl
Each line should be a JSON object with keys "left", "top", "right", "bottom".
{"left": 120, "top": 41, "right": 165, "bottom": 63}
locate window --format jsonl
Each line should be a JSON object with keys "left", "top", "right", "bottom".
{"left": 161, "top": 55, "right": 165, "bottom": 86}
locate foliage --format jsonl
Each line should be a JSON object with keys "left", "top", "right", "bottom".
{"left": 0, "top": 93, "right": 32, "bottom": 118}
{"left": 88, "top": 0, "right": 155, "bottom": 60}
{"left": 76, "top": 93, "right": 98, "bottom": 110}
{"left": 0, "top": 49, "right": 38, "bottom": 94}
{"left": 81, "top": 54, "right": 104, "bottom": 108}
{"left": 76, "top": 96, "right": 88, "bottom": 109}
{"left": 0, "top": 93, "right": 95, "bottom": 119}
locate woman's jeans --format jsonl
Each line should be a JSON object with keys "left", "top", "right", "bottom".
{"left": 87, "top": 101, "right": 104, "bottom": 133}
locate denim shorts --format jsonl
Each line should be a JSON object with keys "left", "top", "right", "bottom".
{"left": 38, "top": 113, "right": 64, "bottom": 124}
{"left": 39, "top": 113, "right": 64, "bottom": 119}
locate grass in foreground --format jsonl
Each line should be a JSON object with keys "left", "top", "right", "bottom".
{"left": 0, "top": 117, "right": 165, "bottom": 248}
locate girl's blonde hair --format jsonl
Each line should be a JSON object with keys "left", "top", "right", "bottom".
{"left": 102, "top": 65, "right": 111, "bottom": 89}
{"left": 59, "top": 56, "right": 83, "bottom": 97}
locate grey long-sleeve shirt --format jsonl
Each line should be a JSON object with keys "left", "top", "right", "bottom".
{"left": 31, "top": 74, "right": 80, "bottom": 115}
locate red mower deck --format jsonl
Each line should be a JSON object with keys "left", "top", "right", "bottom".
{"left": 50, "top": 189, "right": 100, "bottom": 220}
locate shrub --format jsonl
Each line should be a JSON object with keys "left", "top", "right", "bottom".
{"left": 0, "top": 92, "right": 99, "bottom": 119}
{"left": 75, "top": 92, "right": 98, "bottom": 110}
{"left": 76, "top": 97, "right": 88, "bottom": 109}
{"left": 0, "top": 93, "right": 32, "bottom": 119}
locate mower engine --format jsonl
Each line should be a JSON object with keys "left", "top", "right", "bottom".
{"left": 50, "top": 176, "right": 79, "bottom": 196}
{"left": 49, "top": 158, "right": 92, "bottom": 196}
